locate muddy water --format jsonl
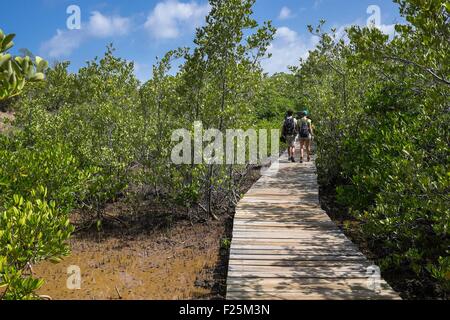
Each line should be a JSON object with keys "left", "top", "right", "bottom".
{"left": 34, "top": 221, "right": 225, "bottom": 300}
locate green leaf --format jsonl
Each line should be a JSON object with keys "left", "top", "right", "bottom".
{"left": 30, "top": 72, "right": 45, "bottom": 81}
{"left": 0, "top": 53, "right": 11, "bottom": 67}
{"left": 35, "top": 56, "right": 48, "bottom": 72}
{"left": 2, "top": 33, "right": 15, "bottom": 51}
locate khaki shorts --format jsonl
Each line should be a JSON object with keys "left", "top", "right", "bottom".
{"left": 286, "top": 135, "right": 296, "bottom": 147}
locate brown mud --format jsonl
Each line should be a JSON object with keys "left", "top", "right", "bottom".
{"left": 35, "top": 217, "right": 230, "bottom": 300}
{"left": 34, "top": 168, "right": 261, "bottom": 300}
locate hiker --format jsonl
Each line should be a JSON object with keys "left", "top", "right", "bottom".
{"left": 281, "top": 110, "right": 298, "bottom": 163}
{"left": 297, "top": 110, "right": 313, "bottom": 163}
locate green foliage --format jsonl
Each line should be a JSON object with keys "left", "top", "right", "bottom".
{"left": 17, "top": 61, "right": 76, "bottom": 112}
{"left": 221, "top": 238, "right": 231, "bottom": 250}
{"left": 0, "top": 188, "right": 73, "bottom": 300}
{"left": 255, "top": 73, "right": 298, "bottom": 120}
{"left": 0, "top": 140, "right": 93, "bottom": 212}
{"left": 0, "top": 29, "right": 47, "bottom": 101}
{"left": 134, "top": 0, "right": 276, "bottom": 212}
{"left": 14, "top": 47, "right": 142, "bottom": 215}
{"left": 0, "top": 28, "right": 72, "bottom": 300}
{"left": 295, "top": 0, "right": 449, "bottom": 294}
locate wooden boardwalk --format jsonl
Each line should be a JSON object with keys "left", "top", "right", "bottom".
{"left": 226, "top": 146, "right": 400, "bottom": 300}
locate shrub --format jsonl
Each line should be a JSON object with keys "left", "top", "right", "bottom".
{"left": 0, "top": 188, "right": 73, "bottom": 300}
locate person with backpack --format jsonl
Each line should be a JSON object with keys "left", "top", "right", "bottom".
{"left": 281, "top": 110, "right": 298, "bottom": 163}
{"left": 297, "top": 110, "right": 313, "bottom": 163}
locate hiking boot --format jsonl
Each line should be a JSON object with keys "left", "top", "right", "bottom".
{"left": 291, "top": 157, "right": 295, "bottom": 163}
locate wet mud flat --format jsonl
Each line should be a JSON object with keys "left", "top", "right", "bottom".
{"left": 35, "top": 216, "right": 231, "bottom": 300}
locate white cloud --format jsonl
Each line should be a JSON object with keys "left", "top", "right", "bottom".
{"left": 42, "top": 29, "right": 85, "bottom": 58}
{"left": 88, "top": 11, "right": 131, "bottom": 37}
{"left": 278, "top": 6, "right": 293, "bottom": 20}
{"left": 145, "top": 0, "right": 210, "bottom": 39}
{"left": 42, "top": 11, "right": 131, "bottom": 58}
{"left": 262, "top": 27, "right": 319, "bottom": 74}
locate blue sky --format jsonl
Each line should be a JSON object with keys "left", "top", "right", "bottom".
{"left": 1, "top": 0, "right": 403, "bottom": 81}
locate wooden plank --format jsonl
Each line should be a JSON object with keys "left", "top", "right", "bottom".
{"left": 230, "top": 239, "right": 353, "bottom": 245}
{"left": 256, "top": 175, "right": 316, "bottom": 179}
{"left": 233, "top": 224, "right": 338, "bottom": 231}
{"left": 234, "top": 218, "right": 332, "bottom": 224}
{"left": 232, "top": 232, "right": 345, "bottom": 240}
{"left": 246, "top": 189, "right": 314, "bottom": 196}
{"left": 234, "top": 217, "right": 332, "bottom": 224}
{"left": 233, "top": 221, "right": 337, "bottom": 226}
{"left": 232, "top": 228, "right": 342, "bottom": 234}
{"left": 231, "top": 241, "right": 358, "bottom": 251}
{"left": 230, "top": 249, "right": 358, "bottom": 257}
{"left": 227, "top": 277, "right": 374, "bottom": 286}
{"left": 230, "top": 245, "right": 358, "bottom": 252}
{"left": 229, "top": 254, "right": 368, "bottom": 261}
{"left": 252, "top": 181, "right": 317, "bottom": 186}
{"left": 251, "top": 185, "right": 319, "bottom": 190}
{"left": 230, "top": 244, "right": 356, "bottom": 250}
{"left": 239, "top": 199, "right": 320, "bottom": 205}
{"left": 245, "top": 191, "right": 319, "bottom": 196}
{"left": 226, "top": 278, "right": 396, "bottom": 291}
{"left": 237, "top": 202, "right": 322, "bottom": 208}
{"left": 227, "top": 270, "right": 371, "bottom": 279}
{"left": 233, "top": 221, "right": 333, "bottom": 226}
{"left": 249, "top": 181, "right": 317, "bottom": 186}
{"left": 226, "top": 291, "right": 400, "bottom": 301}
{"left": 235, "top": 210, "right": 328, "bottom": 216}
{"left": 234, "top": 215, "right": 331, "bottom": 222}
{"left": 232, "top": 227, "right": 339, "bottom": 232}
{"left": 232, "top": 232, "right": 343, "bottom": 236}
{"left": 232, "top": 225, "right": 337, "bottom": 230}
{"left": 230, "top": 249, "right": 364, "bottom": 256}
{"left": 241, "top": 195, "right": 319, "bottom": 199}
{"left": 232, "top": 231, "right": 344, "bottom": 237}
{"left": 233, "top": 220, "right": 336, "bottom": 227}
{"left": 226, "top": 145, "right": 399, "bottom": 300}
{"left": 229, "top": 264, "right": 368, "bottom": 272}
{"left": 233, "top": 227, "right": 339, "bottom": 232}
{"left": 236, "top": 206, "right": 323, "bottom": 212}
{"left": 244, "top": 194, "right": 320, "bottom": 199}
{"left": 233, "top": 228, "right": 340, "bottom": 234}
{"left": 228, "top": 260, "right": 369, "bottom": 267}
{"left": 231, "top": 236, "right": 346, "bottom": 242}
{"left": 235, "top": 210, "right": 327, "bottom": 215}
{"left": 226, "top": 278, "right": 400, "bottom": 300}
